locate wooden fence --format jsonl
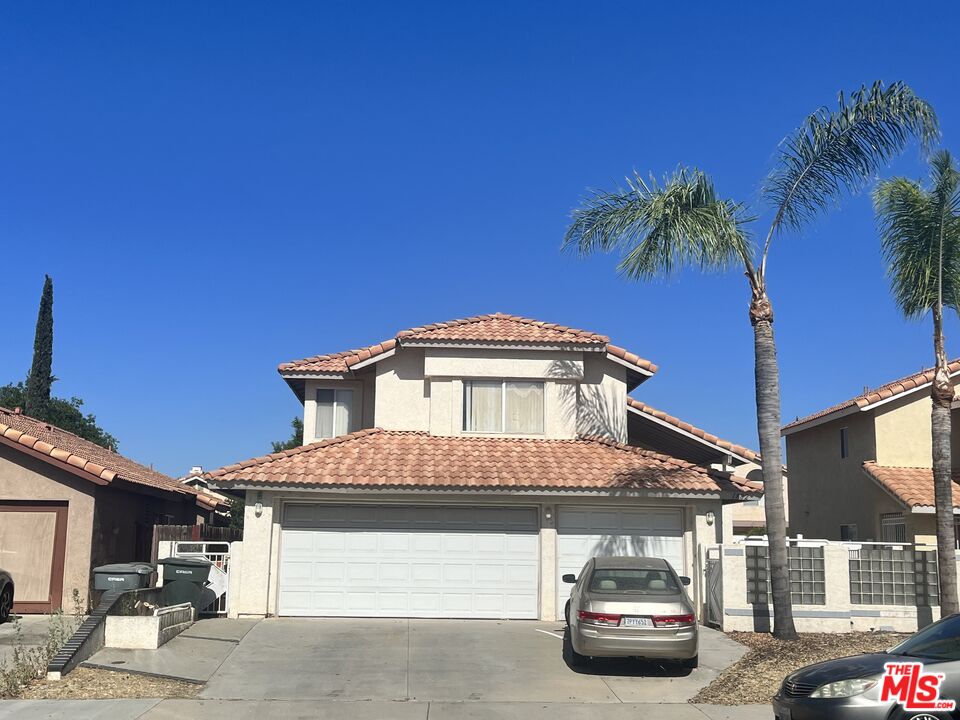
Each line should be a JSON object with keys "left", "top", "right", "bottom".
{"left": 150, "top": 524, "right": 242, "bottom": 565}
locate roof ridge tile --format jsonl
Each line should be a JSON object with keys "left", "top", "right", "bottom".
{"left": 279, "top": 313, "right": 658, "bottom": 376}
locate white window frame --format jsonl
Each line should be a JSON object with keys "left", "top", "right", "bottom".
{"left": 462, "top": 379, "right": 545, "bottom": 435}
{"left": 314, "top": 387, "right": 357, "bottom": 440}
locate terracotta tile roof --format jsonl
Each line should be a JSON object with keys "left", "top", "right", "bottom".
{"left": 397, "top": 313, "right": 609, "bottom": 345}
{"left": 862, "top": 461, "right": 960, "bottom": 510}
{"left": 278, "top": 313, "right": 657, "bottom": 376}
{"left": 627, "top": 398, "right": 759, "bottom": 462}
{"left": 196, "top": 492, "right": 228, "bottom": 511}
{"left": 783, "top": 359, "right": 960, "bottom": 432}
{"left": 205, "top": 428, "right": 758, "bottom": 497}
{"left": 0, "top": 406, "right": 193, "bottom": 498}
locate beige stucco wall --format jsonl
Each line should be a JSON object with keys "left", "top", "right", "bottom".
{"left": 0, "top": 446, "right": 96, "bottom": 609}
{"left": 292, "top": 346, "right": 627, "bottom": 442}
{"left": 875, "top": 393, "right": 937, "bottom": 467}
{"left": 375, "top": 349, "right": 429, "bottom": 432}
{"left": 229, "top": 490, "right": 717, "bottom": 622}
{"left": 576, "top": 354, "right": 627, "bottom": 443}
{"left": 785, "top": 411, "right": 904, "bottom": 541}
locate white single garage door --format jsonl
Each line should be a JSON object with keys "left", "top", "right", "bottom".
{"left": 279, "top": 503, "right": 540, "bottom": 618}
{"left": 555, "top": 506, "right": 685, "bottom": 619}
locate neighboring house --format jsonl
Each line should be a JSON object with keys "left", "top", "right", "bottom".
{"left": 208, "top": 313, "right": 758, "bottom": 621}
{"left": 626, "top": 399, "right": 785, "bottom": 535}
{"left": 0, "top": 407, "right": 207, "bottom": 613}
{"left": 180, "top": 466, "right": 236, "bottom": 524}
{"left": 783, "top": 360, "right": 960, "bottom": 545}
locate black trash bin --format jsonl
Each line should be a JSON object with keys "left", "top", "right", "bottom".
{"left": 92, "top": 563, "right": 156, "bottom": 591}
{"left": 159, "top": 557, "right": 213, "bottom": 613}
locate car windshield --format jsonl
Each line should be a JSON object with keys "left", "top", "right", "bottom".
{"left": 890, "top": 615, "right": 960, "bottom": 660}
{"left": 588, "top": 568, "right": 680, "bottom": 595}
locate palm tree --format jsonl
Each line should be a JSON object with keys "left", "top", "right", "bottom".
{"left": 874, "top": 150, "right": 960, "bottom": 615}
{"left": 564, "top": 82, "right": 937, "bottom": 639}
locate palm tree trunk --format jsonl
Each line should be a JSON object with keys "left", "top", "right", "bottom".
{"left": 931, "top": 305, "right": 958, "bottom": 614}
{"left": 750, "top": 285, "right": 798, "bottom": 640}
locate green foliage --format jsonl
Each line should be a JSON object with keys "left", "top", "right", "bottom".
{"left": 566, "top": 81, "right": 938, "bottom": 280}
{"left": 563, "top": 168, "right": 752, "bottom": 280}
{"left": 0, "top": 383, "right": 119, "bottom": 451}
{"left": 0, "top": 610, "right": 80, "bottom": 698}
{"left": 229, "top": 497, "right": 245, "bottom": 531}
{"left": 763, "top": 81, "right": 938, "bottom": 238}
{"left": 23, "top": 275, "right": 54, "bottom": 420}
{"left": 875, "top": 150, "right": 960, "bottom": 319}
{"left": 271, "top": 416, "right": 304, "bottom": 453}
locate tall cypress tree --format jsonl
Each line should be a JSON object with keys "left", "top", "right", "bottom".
{"left": 24, "top": 275, "right": 54, "bottom": 420}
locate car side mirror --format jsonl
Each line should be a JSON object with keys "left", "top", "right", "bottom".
{"left": 562, "top": 574, "right": 577, "bottom": 584}
{"left": 680, "top": 576, "right": 691, "bottom": 586}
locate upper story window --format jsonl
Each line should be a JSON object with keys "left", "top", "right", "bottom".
{"left": 463, "top": 380, "right": 544, "bottom": 434}
{"left": 316, "top": 388, "right": 355, "bottom": 439}
{"left": 839, "top": 427, "right": 849, "bottom": 459}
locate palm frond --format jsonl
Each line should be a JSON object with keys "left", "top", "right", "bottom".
{"left": 562, "top": 167, "right": 753, "bottom": 280}
{"left": 875, "top": 150, "right": 960, "bottom": 318}
{"left": 765, "top": 81, "right": 939, "bottom": 238}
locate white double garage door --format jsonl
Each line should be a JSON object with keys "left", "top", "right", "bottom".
{"left": 278, "top": 503, "right": 684, "bottom": 619}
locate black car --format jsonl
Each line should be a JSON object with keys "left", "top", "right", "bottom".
{"left": 0, "top": 570, "right": 13, "bottom": 623}
{"left": 773, "top": 614, "right": 960, "bottom": 719}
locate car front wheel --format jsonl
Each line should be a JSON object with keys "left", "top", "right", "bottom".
{"left": 0, "top": 587, "right": 12, "bottom": 624}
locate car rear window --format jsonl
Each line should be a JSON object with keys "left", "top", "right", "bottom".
{"left": 588, "top": 568, "right": 680, "bottom": 595}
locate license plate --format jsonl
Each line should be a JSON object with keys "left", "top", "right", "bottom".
{"left": 620, "top": 616, "right": 653, "bottom": 627}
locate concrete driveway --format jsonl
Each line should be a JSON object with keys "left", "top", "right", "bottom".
{"left": 199, "top": 618, "right": 747, "bottom": 704}
{"left": 0, "top": 615, "right": 52, "bottom": 667}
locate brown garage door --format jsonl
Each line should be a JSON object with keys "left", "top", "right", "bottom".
{"left": 0, "top": 502, "right": 68, "bottom": 613}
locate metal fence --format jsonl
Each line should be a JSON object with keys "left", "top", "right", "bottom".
{"left": 171, "top": 541, "right": 232, "bottom": 616}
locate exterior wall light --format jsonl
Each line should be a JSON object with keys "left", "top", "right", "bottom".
{"left": 705, "top": 511, "right": 716, "bottom": 526}
{"left": 255, "top": 491, "right": 264, "bottom": 518}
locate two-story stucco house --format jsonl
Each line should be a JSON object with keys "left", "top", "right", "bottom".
{"left": 209, "top": 313, "right": 759, "bottom": 621}
{"left": 784, "top": 360, "right": 960, "bottom": 545}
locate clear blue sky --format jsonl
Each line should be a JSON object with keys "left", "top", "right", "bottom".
{"left": 1, "top": 1, "right": 958, "bottom": 476}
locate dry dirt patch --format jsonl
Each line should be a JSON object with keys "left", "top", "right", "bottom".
{"left": 692, "top": 631, "right": 908, "bottom": 705}
{"left": 21, "top": 666, "right": 201, "bottom": 700}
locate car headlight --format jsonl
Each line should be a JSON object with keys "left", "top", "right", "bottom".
{"left": 809, "top": 677, "right": 878, "bottom": 698}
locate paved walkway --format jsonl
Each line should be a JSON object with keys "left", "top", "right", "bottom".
{"left": 0, "top": 615, "right": 53, "bottom": 666}
{"left": 0, "top": 699, "right": 772, "bottom": 719}
{"left": 82, "top": 618, "right": 259, "bottom": 682}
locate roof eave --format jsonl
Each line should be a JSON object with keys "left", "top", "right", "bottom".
{"left": 782, "top": 404, "right": 860, "bottom": 436}
{"left": 627, "top": 403, "right": 755, "bottom": 465}
{"left": 859, "top": 464, "right": 913, "bottom": 512}
{"left": 204, "top": 480, "right": 731, "bottom": 499}
{"left": 0, "top": 431, "right": 112, "bottom": 487}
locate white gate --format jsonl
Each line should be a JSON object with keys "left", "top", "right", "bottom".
{"left": 172, "top": 541, "right": 231, "bottom": 616}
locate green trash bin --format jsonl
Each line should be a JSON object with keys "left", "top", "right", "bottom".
{"left": 159, "top": 557, "right": 213, "bottom": 613}
{"left": 92, "top": 563, "right": 155, "bottom": 591}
